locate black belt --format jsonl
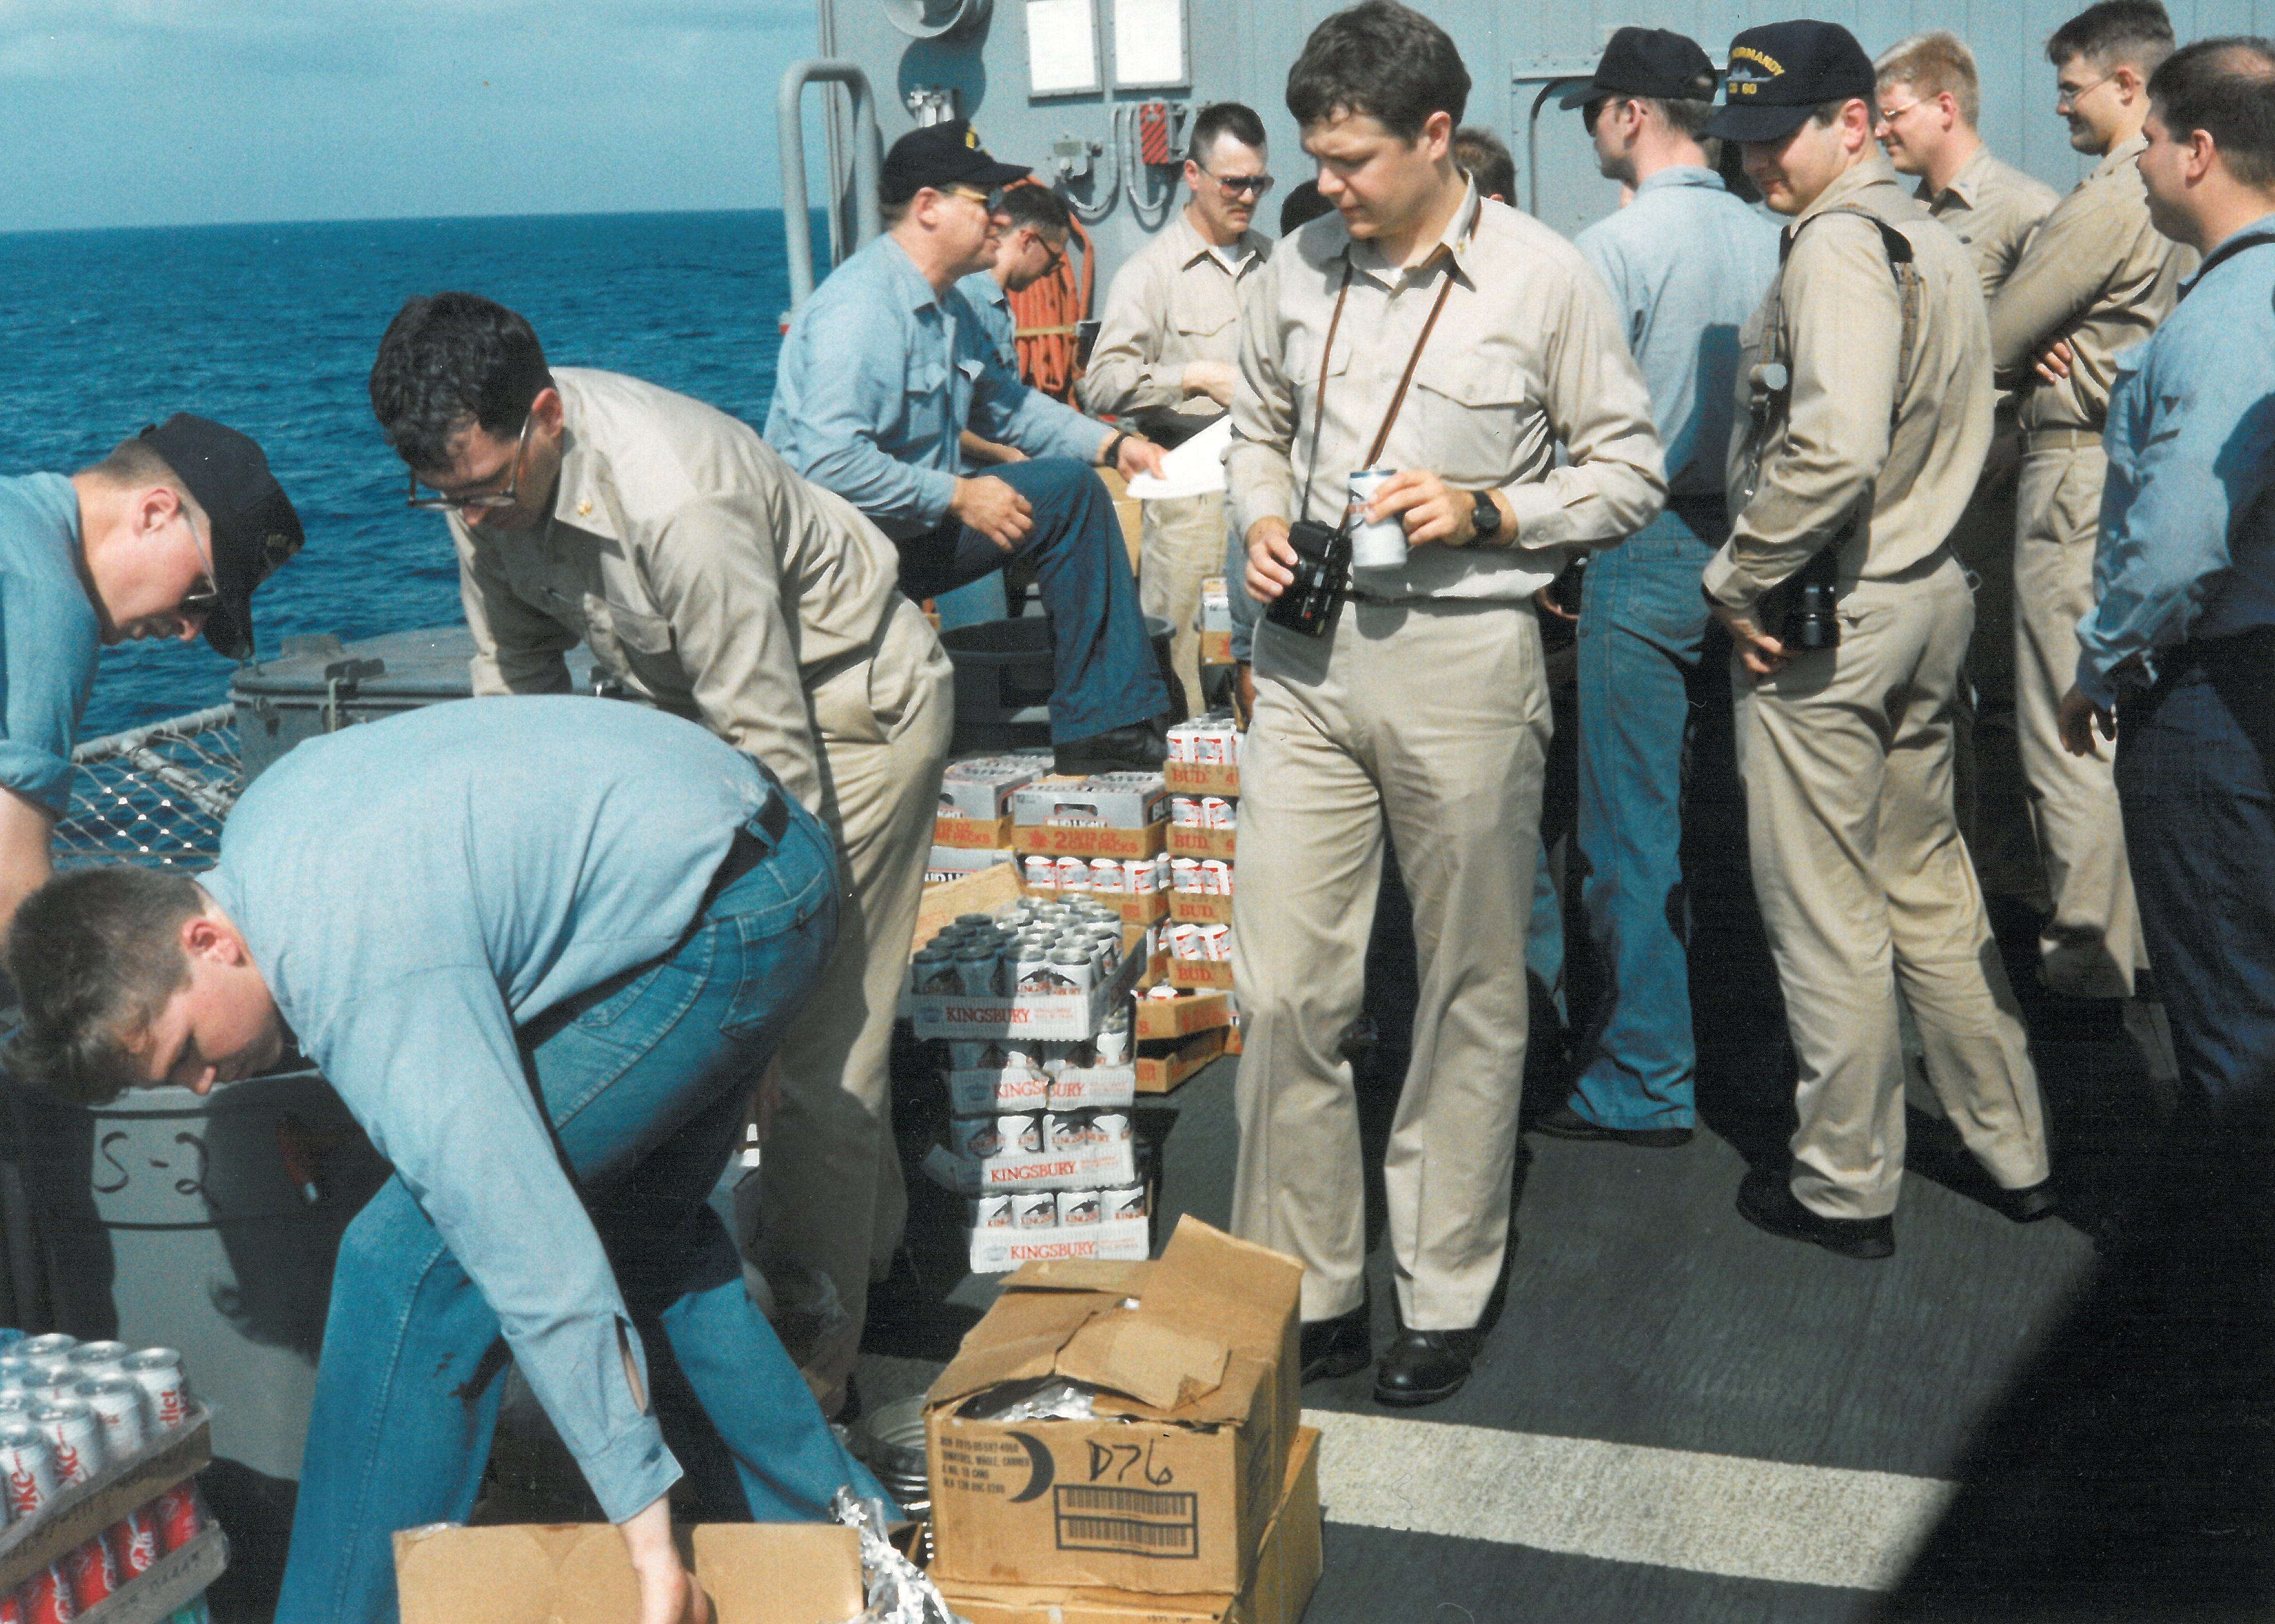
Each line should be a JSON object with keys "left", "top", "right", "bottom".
{"left": 703, "top": 795, "right": 791, "bottom": 906}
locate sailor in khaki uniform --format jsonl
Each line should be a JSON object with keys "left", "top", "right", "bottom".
{"left": 370, "top": 296, "right": 953, "bottom": 1418}
{"left": 1230, "top": 1, "right": 1663, "bottom": 1407}
{"left": 1987, "top": 0, "right": 2190, "bottom": 1066}
{"left": 1874, "top": 30, "right": 2059, "bottom": 902}
{"left": 1704, "top": 22, "right": 2053, "bottom": 1259}
{"left": 1080, "top": 103, "right": 1274, "bottom": 712}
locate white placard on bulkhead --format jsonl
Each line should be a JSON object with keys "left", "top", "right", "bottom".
{"left": 1026, "top": 0, "right": 1101, "bottom": 95}
{"left": 1113, "top": 0, "right": 1187, "bottom": 86}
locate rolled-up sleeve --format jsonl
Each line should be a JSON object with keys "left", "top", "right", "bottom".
{"left": 455, "top": 524, "right": 577, "bottom": 696}
{"left": 1226, "top": 258, "right": 1298, "bottom": 542}
{"left": 321, "top": 970, "right": 680, "bottom": 1525}
{"left": 778, "top": 296, "right": 960, "bottom": 531}
{"left": 1500, "top": 266, "right": 1666, "bottom": 549}
{"left": 637, "top": 496, "right": 824, "bottom": 813}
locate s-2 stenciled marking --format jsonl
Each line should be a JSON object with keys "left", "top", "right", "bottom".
{"left": 91, "top": 1129, "right": 211, "bottom": 1201}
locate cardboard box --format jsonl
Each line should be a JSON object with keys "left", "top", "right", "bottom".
{"left": 1198, "top": 630, "right": 1235, "bottom": 668}
{"left": 929, "top": 846, "right": 1016, "bottom": 884}
{"left": 925, "top": 1218, "right": 1302, "bottom": 1597}
{"left": 395, "top": 1522, "right": 864, "bottom": 1624}
{"left": 1164, "top": 761, "right": 1240, "bottom": 798}
{"left": 1166, "top": 825, "right": 1236, "bottom": 861}
{"left": 1016, "top": 822, "right": 1169, "bottom": 862}
{"left": 1136, "top": 1027, "right": 1228, "bottom": 1093}
{"left": 968, "top": 1211, "right": 1152, "bottom": 1273}
{"left": 926, "top": 1133, "right": 1141, "bottom": 1195}
{"left": 1011, "top": 775, "right": 1168, "bottom": 831}
{"left": 915, "top": 862, "right": 1026, "bottom": 954}
{"left": 0, "top": 1408, "right": 215, "bottom": 1593}
{"left": 938, "top": 1426, "right": 1321, "bottom": 1624}
{"left": 947, "top": 1065, "right": 1137, "bottom": 1114}
{"left": 913, "top": 925, "right": 1148, "bottom": 1041}
{"left": 1169, "top": 959, "right": 1235, "bottom": 992}
{"left": 1167, "top": 892, "right": 1235, "bottom": 926}
{"left": 935, "top": 812, "right": 1017, "bottom": 850}
{"left": 1133, "top": 990, "right": 1230, "bottom": 1041}
{"left": 941, "top": 758, "right": 1047, "bottom": 820}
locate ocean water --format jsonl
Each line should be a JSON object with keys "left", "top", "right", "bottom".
{"left": 0, "top": 210, "right": 811, "bottom": 740}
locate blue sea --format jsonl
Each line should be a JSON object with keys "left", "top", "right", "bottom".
{"left": 0, "top": 211, "right": 813, "bottom": 740}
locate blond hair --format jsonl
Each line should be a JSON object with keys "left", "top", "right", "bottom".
{"left": 1876, "top": 30, "right": 1981, "bottom": 128}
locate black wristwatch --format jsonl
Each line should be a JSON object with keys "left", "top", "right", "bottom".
{"left": 1469, "top": 488, "right": 1502, "bottom": 543}
{"left": 1102, "top": 431, "right": 1131, "bottom": 468}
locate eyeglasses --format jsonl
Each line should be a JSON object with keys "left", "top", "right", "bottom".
{"left": 1581, "top": 96, "right": 1636, "bottom": 135}
{"left": 1030, "top": 231, "right": 1067, "bottom": 274}
{"left": 1874, "top": 97, "right": 1925, "bottom": 127}
{"left": 1200, "top": 167, "right": 1274, "bottom": 199}
{"left": 406, "top": 412, "right": 536, "bottom": 513}
{"left": 945, "top": 184, "right": 998, "bottom": 208}
{"left": 179, "top": 508, "right": 222, "bottom": 615}
{"left": 2055, "top": 69, "right": 2119, "bottom": 109}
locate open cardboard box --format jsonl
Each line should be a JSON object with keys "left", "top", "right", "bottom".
{"left": 1170, "top": 960, "right": 1235, "bottom": 992}
{"left": 1136, "top": 1028, "right": 1227, "bottom": 1094}
{"left": 394, "top": 1522, "right": 863, "bottom": 1624}
{"left": 1166, "top": 825, "right": 1236, "bottom": 862}
{"left": 939, "top": 1426, "right": 1321, "bottom": 1624}
{"left": 1133, "top": 990, "right": 1230, "bottom": 1042}
{"left": 926, "top": 1218, "right": 1301, "bottom": 1598}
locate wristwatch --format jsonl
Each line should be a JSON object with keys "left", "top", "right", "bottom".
{"left": 1469, "top": 488, "right": 1503, "bottom": 544}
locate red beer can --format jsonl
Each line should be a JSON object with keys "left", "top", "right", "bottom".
{"left": 20, "top": 1566, "right": 75, "bottom": 1624}
{"left": 109, "top": 1508, "right": 160, "bottom": 1580}
{"left": 60, "top": 1537, "right": 117, "bottom": 1613}
{"left": 119, "top": 1351, "right": 190, "bottom": 1433}
{"left": 0, "top": 1423, "right": 58, "bottom": 1521}
{"left": 152, "top": 1483, "right": 206, "bottom": 1552}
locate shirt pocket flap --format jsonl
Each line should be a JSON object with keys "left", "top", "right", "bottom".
{"left": 1174, "top": 304, "right": 1235, "bottom": 339}
{"left": 1413, "top": 347, "right": 1524, "bottom": 409}
{"left": 955, "top": 355, "right": 987, "bottom": 383}
{"left": 603, "top": 603, "right": 676, "bottom": 656}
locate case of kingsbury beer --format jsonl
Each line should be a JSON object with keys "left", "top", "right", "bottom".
{"left": 908, "top": 897, "right": 1143, "bottom": 1041}
{"left": 0, "top": 1333, "right": 211, "bottom": 1619}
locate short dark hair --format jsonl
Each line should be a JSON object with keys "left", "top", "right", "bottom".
{"left": 1286, "top": 1, "right": 1470, "bottom": 142}
{"left": 4, "top": 867, "right": 205, "bottom": 1107}
{"left": 1279, "top": 179, "right": 1335, "bottom": 233}
{"left": 75, "top": 438, "right": 200, "bottom": 517}
{"left": 1189, "top": 102, "right": 1268, "bottom": 166}
{"left": 1451, "top": 126, "right": 1515, "bottom": 202}
{"left": 369, "top": 293, "right": 554, "bottom": 474}
{"left": 2151, "top": 37, "right": 2275, "bottom": 187}
{"left": 2048, "top": 0, "right": 2175, "bottom": 74}
{"left": 999, "top": 183, "right": 1073, "bottom": 236}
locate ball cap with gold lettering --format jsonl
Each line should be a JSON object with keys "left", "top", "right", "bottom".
{"left": 138, "top": 414, "right": 304, "bottom": 661}
{"left": 881, "top": 119, "right": 1032, "bottom": 206}
{"left": 1706, "top": 20, "right": 1876, "bottom": 143}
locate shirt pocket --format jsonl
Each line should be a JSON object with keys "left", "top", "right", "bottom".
{"left": 1409, "top": 347, "right": 1528, "bottom": 485}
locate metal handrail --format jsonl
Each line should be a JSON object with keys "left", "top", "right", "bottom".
{"left": 779, "top": 59, "right": 885, "bottom": 314}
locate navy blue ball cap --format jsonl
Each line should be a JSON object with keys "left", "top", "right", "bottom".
{"left": 1559, "top": 28, "right": 1719, "bottom": 110}
{"left": 881, "top": 119, "right": 1032, "bottom": 205}
{"left": 1706, "top": 20, "right": 1877, "bottom": 143}
{"left": 139, "top": 414, "right": 304, "bottom": 661}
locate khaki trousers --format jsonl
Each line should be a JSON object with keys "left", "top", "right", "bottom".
{"left": 1736, "top": 557, "right": 2049, "bottom": 1220}
{"left": 1230, "top": 598, "right": 1548, "bottom": 1330}
{"left": 1139, "top": 492, "right": 1229, "bottom": 715}
{"left": 757, "top": 597, "right": 954, "bottom": 1407}
{"left": 1947, "top": 420, "right": 2045, "bottom": 900}
{"left": 2014, "top": 441, "right": 2149, "bottom": 998}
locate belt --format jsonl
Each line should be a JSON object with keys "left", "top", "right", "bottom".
{"left": 703, "top": 795, "right": 792, "bottom": 907}
{"left": 2022, "top": 427, "right": 2101, "bottom": 453}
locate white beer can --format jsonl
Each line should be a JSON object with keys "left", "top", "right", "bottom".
{"left": 1088, "top": 858, "right": 1125, "bottom": 893}
{"left": 1347, "top": 467, "right": 1408, "bottom": 569}
{"left": 1169, "top": 796, "right": 1204, "bottom": 827}
{"left": 969, "top": 1194, "right": 1014, "bottom": 1229}
{"left": 1058, "top": 1190, "right": 1102, "bottom": 1226}
{"left": 1023, "top": 854, "right": 1057, "bottom": 890}
{"left": 1170, "top": 858, "right": 1203, "bottom": 893}
{"left": 1013, "top": 1192, "right": 1060, "bottom": 1230}
{"left": 1101, "top": 1183, "right": 1149, "bottom": 1221}
{"left": 1054, "top": 856, "right": 1090, "bottom": 892}
{"left": 1200, "top": 923, "right": 1232, "bottom": 961}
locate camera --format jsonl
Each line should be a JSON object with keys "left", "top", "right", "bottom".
{"left": 1762, "top": 546, "right": 1842, "bottom": 651}
{"left": 1265, "top": 519, "right": 1349, "bottom": 639}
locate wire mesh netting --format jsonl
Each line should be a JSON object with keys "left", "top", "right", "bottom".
{"left": 54, "top": 705, "right": 242, "bottom": 872}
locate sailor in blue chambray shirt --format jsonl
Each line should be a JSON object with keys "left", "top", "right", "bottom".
{"left": 4, "top": 698, "right": 888, "bottom": 1618}
{"left": 766, "top": 120, "right": 1172, "bottom": 767}
{"left": 2070, "top": 210, "right": 2275, "bottom": 715}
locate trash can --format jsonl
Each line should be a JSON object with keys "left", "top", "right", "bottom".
{"left": 939, "top": 614, "right": 1175, "bottom": 755}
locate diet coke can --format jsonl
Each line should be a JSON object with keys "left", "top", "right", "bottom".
{"left": 24, "top": 1360, "right": 74, "bottom": 1393}
{"left": 120, "top": 1350, "right": 192, "bottom": 1433}
{"left": 60, "top": 1538, "right": 118, "bottom": 1613}
{"left": 0, "top": 1356, "right": 35, "bottom": 1391}
{"left": 72, "top": 1378, "right": 146, "bottom": 1461}
{"left": 0, "top": 1423, "right": 57, "bottom": 1521}
{"left": 15, "top": 1337, "right": 74, "bottom": 1362}
{"left": 30, "top": 1403, "right": 104, "bottom": 1487}
{"left": 109, "top": 1507, "right": 160, "bottom": 1580}
{"left": 1346, "top": 466, "right": 1409, "bottom": 569}
{"left": 20, "top": 1566, "right": 75, "bottom": 1624}
{"left": 62, "top": 1344, "right": 130, "bottom": 1379}
{"left": 0, "top": 1393, "right": 38, "bottom": 1422}
{"left": 151, "top": 1483, "right": 206, "bottom": 1553}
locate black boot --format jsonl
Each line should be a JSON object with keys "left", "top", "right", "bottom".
{"left": 1372, "top": 1327, "right": 1485, "bottom": 1408}
{"left": 1299, "top": 1304, "right": 1372, "bottom": 1382}
{"left": 1054, "top": 717, "right": 1168, "bottom": 775}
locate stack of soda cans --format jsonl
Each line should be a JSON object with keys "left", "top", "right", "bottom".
{"left": 0, "top": 1333, "right": 209, "bottom": 1623}
{"left": 1163, "top": 716, "right": 1242, "bottom": 984}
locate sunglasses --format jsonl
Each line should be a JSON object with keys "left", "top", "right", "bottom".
{"left": 407, "top": 412, "right": 537, "bottom": 513}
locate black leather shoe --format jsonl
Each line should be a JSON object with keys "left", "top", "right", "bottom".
{"left": 1735, "top": 1167, "right": 1895, "bottom": 1260}
{"left": 1373, "top": 1327, "right": 1484, "bottom": 1408}
{"left": 1054, "top": 717, "right": 1168, "bottom": 775}
{"left": 1532, "top": 1101, "right": 1693, "bottom": 1149}
{"left": 1299, "top": 1305, "right": 1372, "bottom": 1383}
{"left": 1991, "top": 1179, "right": 2060, "bottom": 1224}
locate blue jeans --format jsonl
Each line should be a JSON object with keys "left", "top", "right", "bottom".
{"left": 894, "top": 457, "right": 1168, "bottom": 742}
{"left": 1567, "top": 508, "right": 1725, "bottom": 1131}
{"left": 277, "top": 802, "right": 890, "bottom": 1624}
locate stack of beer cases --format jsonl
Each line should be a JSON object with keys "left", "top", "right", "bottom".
{"left": 927, "top": 751, "right": 1053, "bottom": 887}
{"left": 1142, "top": 712, "right": 1243, "bottom": 1086}
{"left": 909, "top": 899, "right": 1153, "bottom": 1273}
{"left": 0, "top": 1333, "right": 217, "bottom": 1624}
{"left": 1004, "top": 772, "right": 1170, "bottom": 974}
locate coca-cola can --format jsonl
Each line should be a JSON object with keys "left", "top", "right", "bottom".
{"left": 72, "top": 1379, "right": 147, "bottom": 1461}
{"left": 109, "top": 1508, "right": 160, "bottom": 1580}
{"left": 62, "top": 1343, "right": 131, "bottom": 1378}
{"left": 152, "top": 1483, "right": 206, "bottom": 1552}
{"left": 60, "top": 1538, "right": 118, "bottom": 1613}
{"left": 121, "top": 1349, "right": 192, "bottom": 1432}
{"left": 29, "top": 1403, "right": 104, "bottom": 1487}
{"left": 0, "top": 1423, "right": 57, "bottom": 1521}
{"left": 24, "top": 1361, "right": 74, "bottom": 1393}
{"left": 15, "top": 1337, "right": 75, "bottom": 1362}
{"left": 20, "top": 1565, "right": 76, "bottom": 1624}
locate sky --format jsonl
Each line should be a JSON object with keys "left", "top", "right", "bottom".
{"left": 0, "top": 1, "right": 825, "bottom": 232}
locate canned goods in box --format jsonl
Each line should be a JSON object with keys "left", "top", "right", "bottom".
{"left": 1200, "top": 923, "right": 1232, "bottom": 962}
{"left": 1058, "top": 1190, "right": 1102, "bottom": 1226}
{"left": 953, "top": 946, "right": 1001, "bottom": 997}
{"left": 0, "top": 1421, "right": 58, "bottom": 1520}
{"left": 909, "top": 948, "right": 960, "bottom": 996}
{"left": 1046, "top": 949, "right": 1095, "bottom": 993}
{"left": 1014, "top": 947, "right": 1059, "bottom": 994}
{"left": 969, "top": 1193, "right": 1014, "bottom": 1230}
{"left": 62, "top": 1536, "right": 118, "bottom": 1613}
{"left": 110, "top": 1508, "right": 160, "bottom": 1580}
{"left": 16, "top": 1337, "right": 74, "bottom": 1362}
{"left": 1200, "top": 858, "right": 1233, "bottom": 895}
{"left": 997, "top": 1112, "right": 1044, "bottom": 1155}
{"left": 1166, "top": 724, "right": 1194, "bottom": 763}
{"left": 29, "top": 1402, "right": 103, "bottom": 1486}
{"left": 120, "top": 1350, "right": 191, "bottom": 1434}
{"left": 1170, "top": 795, "right": 1204, "bottom": 827}
{"left": 1088, "top": 858, "right": 1124, "bottom": 893}
{"left": 1101, "top": 1183, "right": 1149, "bottom": 1221}
{"left": 21, "top": 1566, "right": 74, "bottom": 1624}
{"left": 1095, "top": 1025, "right": 1130, "bottom": 1065}
{"left": 1169, "top": 923, "right": 1202, "bottom": 960}
{"left": 1023, "top": 854, "right": 1056, "bottom": 890}
{"left": 1170, "top": 858, "right": 1202, "bottom": 893}
{"left": 1013, "top": 1192, "right": 1058, "bottom": 1230}
{"left": 0, "top": 1392, "right": 39, "bottom": 1421}
{"left": 0, "top": 1356, "right": 33, "bottom": 1390}
{"left": 1053, "top": 856, "right": 1090, "bottom": 892}
{"left": 152, "top": 1483, "right": 206, "bottom": 1553}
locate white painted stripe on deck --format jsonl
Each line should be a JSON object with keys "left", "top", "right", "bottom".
{"left": 1301, "top": 1408, "right": 1957, "bottom": 1592}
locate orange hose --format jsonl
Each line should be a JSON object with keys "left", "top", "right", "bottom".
{"left": 1007, "top": 205, "right": 1095, "bottom": 402}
